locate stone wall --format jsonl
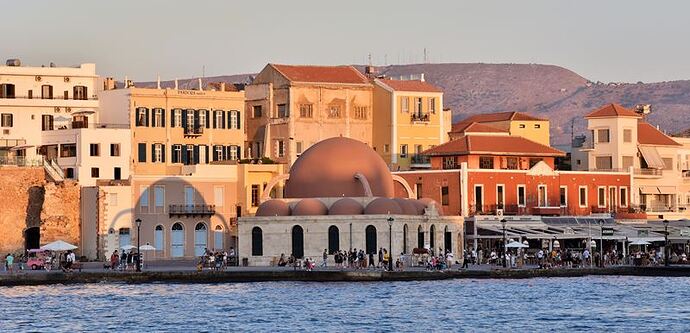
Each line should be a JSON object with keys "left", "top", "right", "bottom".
{"left": 0, "top": 167, "right": 81, "bottom": 254}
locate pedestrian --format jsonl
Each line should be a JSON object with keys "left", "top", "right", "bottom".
{"left": 6, "top": 253, "right": 14, "bottom": 274}
{"left": 120, "top": 250, "right": 128, "bottom": 271}
{"left": 110, "top": 250, "right": 119, "bottom": 270}
{"left": 321, "top": 249, "right": 328, "bottom": 268}
{"left": 378, "top": 248, "right": 383, "bottom": 268}
{"left": 461, "top": 250, "right": 469, "bottom": 269}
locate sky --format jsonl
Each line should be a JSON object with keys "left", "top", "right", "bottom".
{"left": 2, "top": 0, "right": 689, "bottom": 83}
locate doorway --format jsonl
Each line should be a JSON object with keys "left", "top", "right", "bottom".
{"left": 24, "top": 227, "right": 40, "bottom": 250}
{"left": 365, "top": 225, "right": 377, "bottom": 254}
{"left": 292, "top": 225, "right": 304, "bottom": 258}
{"left": 474, "top": 185, "right": 483, "bottom": 213}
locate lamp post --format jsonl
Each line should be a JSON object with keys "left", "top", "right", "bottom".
{"left": 599, "top": 220, "right": 604, "bottom": 268}
{"left": 501, "top": 219, "right": 507, "bottom": 268}
{"left": 387, "top": 216, "right": 394, "bottom": 272}
{"left": 135, "top": 218, "right": 142, "bottom": 272}
{"left": 663, "top": 219, "right": 669, "bottom": 267}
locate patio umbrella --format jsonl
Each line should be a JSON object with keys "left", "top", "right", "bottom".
{"left": 506, "top": 241, "right": 529, "bottom": 248}
{"left": 40, "top": 240, "right": 78, "bottom": 251}
{"left": 121, "top": 244, "right": 136, "bottom": 250}
{"left": 139, "top": 244, "right": 156, "bottom": 251}
{"left": 630, "top": 240, "right": 651, "bottom": 246}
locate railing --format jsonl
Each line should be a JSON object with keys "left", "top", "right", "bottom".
{"left": 0, "top": 95, "right": 98, "bottom": 101}
{"left": 0, "top": 155, "right": 44, "bottom": 167}
{"left": 43, "top": 122, "right": 129, "bottom": 131}
{"left": 410, "top": 154, "right": 430, "bottom": 165}
{"left": 639, "top": 204, "right": 686, "bottom": 213}
{"left": 184, "top": 126, "right": 204, "bottom": 136}
{"left": 411, "top": 113, "right": 430, "bottom": 122}
{"left": 682, "top": 170, "right": 690, "bottom": 179}
{"left": 593, "top": 168, "right": 630, "bottom": 173}
{"left": 634, "top": 168, "right": 663, "bottom": 176}
{"left": 168, "top": 204, "right": 216, "bottom": 217}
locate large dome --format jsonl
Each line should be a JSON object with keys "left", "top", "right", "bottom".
{"left": 329, "top": 198, "right": 364, "bottom": 215}
{"left": 292, "top": 199, "right": 328, "bottom": 216}
{"left": 255, "top": 200, "right": 291, "bottom": 216}
{"left": 284, "top": 137, "right": 394, "bottom": 198}
{"left": 364, "top": 198, "right": 403, "bottom": 215}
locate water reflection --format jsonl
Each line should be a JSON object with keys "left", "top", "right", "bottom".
{"left": 1, "top": 277, "right": 690, "bottom": 332}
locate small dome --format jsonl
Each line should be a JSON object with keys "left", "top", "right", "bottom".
{"left": 329, "top": 198, "right": 364, "bottom": 215}
{"left": 410, "top": 200, "right": 427, "bottom": 215}
{"left": 418, "top": 198, "right": 444, "bottom": 215}
{"left": 364, "top": 198, "right": 403, "bottom": 215}
{"left": 292, "top": 198, "right": 328, "bottom": 216}
{"left": 255, "top": 200, "right": 291, "bottom": 216}
{"left": 393, "top": 198, "right": 419, "bottom": 215}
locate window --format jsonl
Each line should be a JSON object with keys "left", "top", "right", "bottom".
{"left": 1, "top": 113, "right": 13, "bottom": 127}
{"left": 153, "top": 144, "right": 163, "bottom": 163}
{"left": 623, "top": 129, "right": 632, "bottom": 143}
{"left": 138, "top": 143, "right": 147, "bottom": 163}
{"left": 400, "top": 144, "right": 408, "bottom": 158}
{"left": 598, "top": 187, "right": 606, "bottom": 207}
{"left": 496, "top": 185, "right": 504, "bottom": 209}
{"left": 63, "top": 91, "right": 68, "bottom": 100}
{"left": 519, "top": 124, "right": 526, "bottom": 129}
{"left": 506, "top": 157, "right": 518, "bottom": 170}
{"left": 184, "top": 186, "right": 195, "bottom": 206}
{"left": 153, "top": 185, "right": 165, "bottom": 213}
{"left": 328, "top": 105, "right": 341, "bottom": 119}
{"left": 276, "top": 140, "right": 285, "bottom": 158}
{"left": 622, "top": 156, "right": 634, "bottom": 169}
{"left": 534, "top": 124, "right": 541, "bottom": 129}
{"left": 173, "top": 109, "right": 182, "bottom": 127}
{"left": 28, "top": 90, "right": 32, "bottom": 99}
{"left": 229, "top": 111, "right": 237, "bottom": 128}
{"left": 383, "top": 144, "right": 390, "bottom": 153}
{"left": 620, "top": 187, "right": 628, "bottom": 207}
{"left": 595, "top": 156, "right": 613, "bottom": 170}
{"left": 529, "top": 158, "right": 542, "bottom": 168}
{"left": 91, "top": 167, "right": 99, "bottom": 178}
{"left": 277, "top": 104, "right": 288, "bottom": 118}
{"left": 41, "top": 85, "right": 53, "bottom": 99}
{"left": 560, "top": 186, "right": 567, "bottom": 207}
{"left": 416, "top": 183, "right": 423, "bottom": 199}
{"left": 0, "top": 83, "right": 15, "bottom": 98}
{"left": 140, "top": 186, "right": 149, "bottom": 211}
{"left": 214, "top": 186, "right": 224, "bottom": 207}
{"left": 172, "top": 145, "right": 182, "bottom": 163}
{"left": 517, "top": 185, "right": 526, "bottom": 207}
{"left": 114, "top": 167, "right": 121, "bottom": 180}
{"left": 89, "top": 143, "right": 100, "bottom": 156}
{"left": 354, "top": 106, "right": 368, "bottom": 120}
{"left": 214, "top": 145, "right": 224, "bottom": 161}
{"left": 215, "top": 111, "right": 224, "bottom": 129}
{"left": 428, "top": 98, "right": 436, "bottom": 113}
{"left": 152, "top": 108, "right": 163, "bottom": 127}
{"left": 136, "top": 108, "right": 148, "bottom": 127}
{"left": 441, "top": 186, "right": 449, "bottom": 206}
{"left": 299, "top": 104, "right": 313, "bottom": 118}
{"left": 108, "top": 193, "right": 118, "bottom": 206}
{"left": 443, "top": 157, "right": 457, "bottom": 169}
{"left": 60, "top": 143, "right": 76, "bottom": 158}
{"left": 252, "top": 105, "right": 262, "bottom": 118}
{"left": 73, "top": 86, "right": 88, "bottom": 100}
{"left": 199, "top": 110, "right": 207, "bottom": 128}
{"left": 41, "top": 115, "right": 54, "bottom": 131}
{"left": 479, "top": 156, "right": 494, "bottom": 169}
{"left": 251, "top": 185, "right": 260, "bottom": 207}
{"left": 597, "top": 129, "right": 610, "bottom": 143}
{"left": 401, "top": 96, "right": 409, "bottom": 113}
{"left": 296, "top": 141, "right": 303, "bottom": 155}
{"left": 537, "top": 185, "right": 547, "bottom": 207}
{"left": 414, "top": 97, "right": 422, "bottom": 114}
{"left": 110, "top": 144, "right": 120, "bottom": 157}
{"left": 65, "top": 168, "right": 74, "bottom": 179}
{"left": 662, "top": 158, "right": 673, "bottom": 170}
{"left": 579, "top": 186, "right": 587, "bottom": 207}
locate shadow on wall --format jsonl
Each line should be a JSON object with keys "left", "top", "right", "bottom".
{"left": 104, "top": 177, "right": 233, "bottom": 260}
{"left": 24, "top": 186, "right": 45, "bottom": 250}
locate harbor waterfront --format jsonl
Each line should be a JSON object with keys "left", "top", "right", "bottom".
{"left": 2, "top": 276, "right": 690, "bottom": 332}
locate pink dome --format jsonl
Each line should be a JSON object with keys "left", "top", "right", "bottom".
{"left": 364, "top": 198, "right": 403, "bottom": 215}
{"left": 393, "top": 198, "right": 420, "bottom": 215}
{"left": 292, "top": 198, "right": 328, "bottom": 216}
{"left": 329, "top": 198, "right": 364, "bottom": 215}
{"left": 418, "top": 198, "right": 444, "bottom": 215}
{"left": 410, "top": 200, "right": 427, "bottom": 215}
{"left": 255, "top": 200, "right": 291, "bottom": 216}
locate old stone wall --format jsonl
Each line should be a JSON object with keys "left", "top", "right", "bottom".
{"left": 40, "top": 181, "right": 81, "bottom": 247}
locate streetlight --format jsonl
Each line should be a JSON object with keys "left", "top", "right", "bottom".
{"left": 599, "top": 220, "right": 604, "bottom": 268}
{"left": 663, "top": 219, "right": 669, "bottom": 267}
{"left": 501, "top": 219, "right": 507, "bottom": 268}
{"left": 135, "top": 218, "right": 142, "bottom": 272}
{"left": 387, "top": 216, "right": 394, "bottom": 272}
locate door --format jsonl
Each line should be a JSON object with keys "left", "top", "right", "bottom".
{"left": 119, "top": 228, "right": 131, "bottom": 249}
{"left": 609, "top": 187, "right": 617, "bottom": 212}
{"left": 184, "top": 186, "right": 195, "bottom": 211}
{"left": 444, "top": 226, "right": 452, "bottom": 254}
{"left": 365, "top": 225, "right": 377, "bottom": 254}
{"left": 328, "top": 225, "right": 339, "bottom": 254}
{"left": 171, "top": 223, "right": 184, "bottom": 257}
{"left": 214, "top": 225, "right": 224, "bottom": 250}
{"left": 154, "top": 225, "right": 164, "bottom": 255}
{"left": 194, "top": 223, "right": 208, "bottom": 256}
{"left": 114, "top": 167, "right": 121, "bottom": 180}
{"left": 475, "top": 186, "right": 483, "bottom": 213}
{"left": 538, "top": 185, "right": 547, "bottom": 207}
{"left": 292, "top": 225, "right": 304, "bottom": 258}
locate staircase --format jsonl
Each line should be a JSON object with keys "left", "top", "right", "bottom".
{"left": 43, "top": 159, "right": 64, "bottom": 182}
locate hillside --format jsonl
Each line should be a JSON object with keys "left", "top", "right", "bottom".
{"left": 138, "top": 63, "right": 690, "bottom": 145}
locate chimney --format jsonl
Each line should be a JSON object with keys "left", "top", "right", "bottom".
{"left": 103, "top": 77, "right": 116, "bottom": 91}
{"left": 198, "top": 78, "right": 203, "bottom": 91}
{"left": 220, "top": 82, "right": 226, "bottom": 91}
{"left": 174, "top": 79, "right": 179, "bottom": 90}
{"left": 157, "top": 75, "right": 161, "bottom": 89}
{"left": 420, "top": 73, "right": 425, "bottom": 82}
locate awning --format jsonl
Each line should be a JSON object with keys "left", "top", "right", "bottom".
{"left": 639, "top": 186, "right": 656, "bottom": 195}
{"left": 638, "top": 146, "right": 665, "bottom": 169}
{"left": 656, "top": 186, "right": 676, "bottom": 194}
{"left": 10, "top": 144, "right": 35, "bottom": 151}
{"left": 71, "top": 110, "right": 95, "bottom": 116}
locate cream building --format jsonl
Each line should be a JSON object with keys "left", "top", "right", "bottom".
{"left": 245, "top": 64, "right": 373, "bottom": 166}
{"left": 450, "top": 111, "right": 550, "bottom": 146}
{"left": 372, "top": 78, "right": 451, "bottom": 170}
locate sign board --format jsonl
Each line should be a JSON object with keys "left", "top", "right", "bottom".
{"left": 602, "top": 227, "right": 614, "bottom": 236}
{"left": 637, "top": 230, "right": 649, "bottom": 237}
{"left": 496, "top": 209, "right": 504, "bottom": 219}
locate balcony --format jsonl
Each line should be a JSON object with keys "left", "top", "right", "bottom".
{"left": 410, "top": 154, "right": 430, "bottom": 168}
{"left": 0, "top": 155, "right": 44, "bottom": 167}
{"left": 43, "top": 122, "right": 129, "bottom": 131}
{"left": 184, "top": 126, "right": 204, "bottom": 137}
{"left": 633, "top": 168, "right": 663, "bottom": 177}
{"left": 683, "top": 170, "right": 690, "bottom": 181}
{"left": 411, "top": 113, "right": 430, "bottom": 123}
{"left": 169, "top": 204, "right": 216, "bottom": 217}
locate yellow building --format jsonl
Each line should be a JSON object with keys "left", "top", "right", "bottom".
{"left": 372, "top": 78, "right": 450, "bottom": 170}
{"left": 450, "top": 111, "right": 550, "bottom": 146}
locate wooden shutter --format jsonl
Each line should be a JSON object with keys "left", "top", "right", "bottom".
{"left": 138, "top": 143, "right": 146, "bottom": 162}
{"left": 194, "top": 110, "right": 200, "bottom": 128}
{"left": 182, "top": 110, "right": 188, "bottom": 128}
{"left": 221, "top": 111, "right": 226, "bottom": 129}
{"left": 237, "top": 145, "right": 242, "bottom": 159}
{"left": 206, "top": 110, "right": 211, "bottom": 128}
{"left": 161, "top": 109, "right": 166, "bottom": 128}
{"left": 170, "top": 110, "right": 175, "bottom": 127}
{"left": 236, "top": 111, "right": 241, "bottom": 129}
{"left": 193, "top": 145, "right": 200, "bottom": 164}
{"left": 162, "top": 144, "right": 166, "bottom": 163}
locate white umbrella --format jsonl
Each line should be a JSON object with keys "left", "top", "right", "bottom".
{"left": 630, "top": 240, "right": 651, "bottom": 246}
{"left": 121, "top": 244, "right": 136, "bottom": 250}
{"left": 506, "top": 241, "right": 529, "bottom": 248}
{"left": 40, "top": 240, "right": 78, "bottom": 251}
{"left": 139, "top": 244, "right": 156, "bottom": 251}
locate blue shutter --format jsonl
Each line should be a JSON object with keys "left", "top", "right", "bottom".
{"left": 138, "top": 143, "right": 146, "bottom": 162}
{"left": 162, "top": 144, "right": 166, "bottom": 163}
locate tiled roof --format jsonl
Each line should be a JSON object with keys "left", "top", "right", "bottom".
{"left": 450, "top": 121, "right": 507, "bottom": 134}
{"left": 637, "top": 122, "right": 681, "bottom": 146}
{"left": 271, "top": 64, "right": 369, "bottom": 84}
{"left": 377, "top": 79, "right": 443, "bottom": 93}
{"left": 424, "top": 134, "right": 565, "bottom": 157}
{"left": 585, "top": 103, "right": 641, "bottom": 118}
{"left": 454, "top": 111, "right": 547, "bottom": 125}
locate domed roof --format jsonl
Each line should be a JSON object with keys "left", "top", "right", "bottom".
{"left": 417, "top": 198, "right": 444, "bottom": 215}
{"left": 329, "top": 198, "right": 364, "bottom": 215}
{"left": 292, "top": 198, "right": 328, "bottom": 216}
{"left": 393, "top": 198, "right": 420, "bottom": 215}
{"left": 284, "top": 137, "right": 394, "bottom": 198}
{"left": 364, "top": 198, "right": 403, "bottom": 215}
{"left": 255, "top": 199, "right": 291, "bottom": 216}
{"left": 410, "top": 200, "right": 428, "bottom": 215}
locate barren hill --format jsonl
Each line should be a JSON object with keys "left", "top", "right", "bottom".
{"left": 138, "top": 63, "right": 690, "bottom": 145}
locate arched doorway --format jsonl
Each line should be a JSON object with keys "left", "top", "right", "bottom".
{"left": 214, "top": 225, "right": 224, "bottom": 250}
{"left": 403, "top": 224, "right": 409, "bottom": 254}
{"left": 171, "top": 222, "right": 185, "bottom": 257}
{"left": 251, "top": 227, "right": 263, "bottom": 256}
{"left": 417, "top": 225, "right": 424, "bottom": 249}
{"left": 154, "top": 225, "right": 164, "bottom": 255}
{"left": 24, "top": 227, "right": 40, "bottom": 250}
{"left": 194, "top": 222, "right": 208, "bottom": 256}
{"left": 328, "top": 225, "right": 340, "bottom": 254}
{"left": 292, "top": 225, "right": 304, "bottom": 258}
{"left": 444, "top": 226, "right": 452, "bottom": 254}
{"left": 365, "top": 225, "right": 377, "bottom": 254}
{"left": 429, "top": 225, "right": 436, "bottom": 251}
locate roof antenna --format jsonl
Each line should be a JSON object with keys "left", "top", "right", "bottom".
{"left": 156, "top": 74, "right": 161, "bottom": 89}
{"left": 368, "top": 53, "right": 372, "bottom": 66}
{"left": 174, "top": 78, "right": 178, "bottom": 90}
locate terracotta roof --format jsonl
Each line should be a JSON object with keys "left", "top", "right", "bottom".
{"left": 637, "top": 122, "right": 681, "bottom": 146}
{"left": 450, "top": 121, "right": 507, "bottom": 134}
{"left": 455, "top": 111, "right": 547, "bottom": 124}
{"left": 271, "top": 64, "right": 369, "bottom": 84}
{"left": 377, "top": 79, "right": 442, "bottom": 93}
{"left": 585, "top": 103, "right": 641, "bottom": 118}
{"left": 424, "top": 135, "right": 565, "bottom": 157}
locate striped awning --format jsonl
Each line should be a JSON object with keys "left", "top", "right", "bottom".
{"left": 638, "top": 146, "right": 665, "bottom": 169}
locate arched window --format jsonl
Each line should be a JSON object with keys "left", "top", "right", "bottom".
{"left": 251, "top": 227, "right": 263, "bottom": 256}
{"left": 154, "top": 225, "right": 164, "bottom": 251}
{"left": 291, "top": 225, "right": 304, "bottom": 258}
{"left": 171, "top": 222, "right": 185, "bottom": 257}
{"left": 365, "top": 225, "right": 377, "bottom": 254}
{"left": 429, "top": 225, "right": 436, "bottom": 250}
{"left": 194, "top": 222, "right": 208, "bottom": 256}
{"left": 328, "top": 225, "right": 339, "bottom": 254}
{"left": 214, "top": 225, "right": 224, "bottom": 250}
{"left": 403, "top": 224, "right": 408, "bottom": 254}
{"left": 444, "top": 226, "right": 452, "bottom": 254}
{"left": 119, "top": 228, "right": 131, "bottom": 249}
{"left": 417, "top": 225, "right": 424, "bottom": 249}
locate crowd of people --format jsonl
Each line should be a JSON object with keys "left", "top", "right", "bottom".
{"left": 275, "top": 248, "right": 407, "bottom": 271}
{"left": 197, "top": 247, "right": 237, "bottom": 271}
{"left": 109, "top": 249, "right": 141, "bottom": 271}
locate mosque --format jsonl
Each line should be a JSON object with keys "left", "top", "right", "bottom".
{"left": 237, "top": 137, "right": 464, "bottom": 266}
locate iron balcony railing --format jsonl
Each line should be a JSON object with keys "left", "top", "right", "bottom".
{"left": 184, "top": 126, "right": 204, "bottom": 136}
{"left": 168, "top": 204, "right": 216, "bottom": 217}
{"left": 411, "top": 113, "right": 430, "bottom": 122}
{"left": 0, "top": 95, "right": 98, "bottom": 101}
{"left": 411, "top": 154, "right": 430, "bottom": 165}
{"left": 42, "top": 122, "right": 129, "bottom": 131}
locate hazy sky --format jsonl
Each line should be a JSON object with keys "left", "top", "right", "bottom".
{"left": 2, "top": 0, "right": 689, "bottom": 83}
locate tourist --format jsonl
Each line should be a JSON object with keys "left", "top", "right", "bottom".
{"left": 63, "top": 250, "right": 74, "bottom": 272}
{"left": 477, "top": 248, "right": 484, "bottom": 265}
{"left": 321, "top": 249, "right": 328, "bottom": 268}
{"left": 278, "top": 253, "right": 287, "bottom": 267}
{"left": 229, "top": 247, "right": 236, "bottom": 266}
{"left": 120, "top": 251, "right": 128, "bottom": 271}
{"left": 5, "top": 253, "right": 14, "bottom": 274}
{"left": 378, "top": 248, "right": 383, "bottom": 268}
{"left": 471, "top": 248, "right": 477, "bottom": 265}
{"left": 582, "top": 248, "right": 590, "bottom": 267}
{"left": 382, "top": 249, "right": 389, "bottom": 270}
{"left": 127, "top": 250, "right": 135, "bottom": 271}
{"left": 368, "top": 251, "right": 375, "bottom": 269}
{"left": 536, "top": 249, "right": 545, "bottom": 269}
{"left": 110, "top": 250, "right": 119, "bottom": 271}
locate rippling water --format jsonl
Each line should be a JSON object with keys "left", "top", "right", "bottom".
{"left": 1, "top": 276, "right": 690, "bottom": 332}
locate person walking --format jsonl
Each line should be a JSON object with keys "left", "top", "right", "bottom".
{"left": 377, "top": 248, "right": 383, "bottom": 268}
{"left": 321, "top": 249, "right": 328, "bottom": 268}
{"left": 110, "top": 250, "right": 119, "bottom": 271}
{"left": 461, "top": 250, "right": 469, "bottom": 269}
{"left": 120, "top": 250, "right": 128, "bottom": 271}
{"left": 368, "top": 251, "right": 375, "bottom": 269}
{"left": 6, "top": 253, "right": 14, "bottom": 274}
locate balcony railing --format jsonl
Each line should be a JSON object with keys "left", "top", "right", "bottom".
{"left": 410, "top": 154, "right": 430, "bottom": 165}
{"left": 0, "top": 155, "right": 45, "bottom": 167}
{"left": 43, "top": 122, "right": 129, "bottom": 131}
{"left": 169, "top": 204, "right": 216, "bottom": 217}
{"left": 633, "top": 168, "right": 663, "bottom": 176}
{"left": 0, "top": 95, "right": 97, "bottom": 101}
{"left": 184, "top": 126, "right": 204, "bottom": 136}
{"left": 411, "top": 113, "right": 430, "bottom": 122}
{"left": 682, "top": 170, "right": 690, "bottom": 179}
